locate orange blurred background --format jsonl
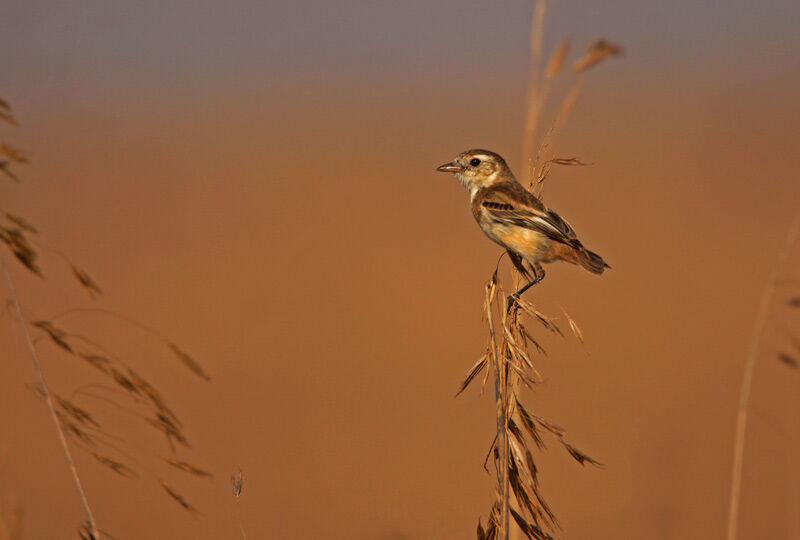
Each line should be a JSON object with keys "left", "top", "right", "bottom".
{"left": 1, "top": 1, "right": 799, "bottom": 538}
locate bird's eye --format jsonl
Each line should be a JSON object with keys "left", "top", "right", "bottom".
{"left": 469, "top": 158, "right": 481, "bottom": 167}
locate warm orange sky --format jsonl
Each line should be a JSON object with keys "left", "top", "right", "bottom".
{"left": 1, "top": 2, "right": 799, "bottom": 539}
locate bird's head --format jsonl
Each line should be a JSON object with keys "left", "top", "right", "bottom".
{"left": 436, "top": 149, "right": 512, "bottom": 193}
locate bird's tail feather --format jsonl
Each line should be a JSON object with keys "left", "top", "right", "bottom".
{"left": 578, "top": 248, "right": 610, "bottom": 274}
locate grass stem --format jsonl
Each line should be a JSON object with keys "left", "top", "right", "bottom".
{"left": 726, "top": 215, "right": 800, "bottom": 540}
{"left": 2, "top": 256, "right": 100, "bottom": 539}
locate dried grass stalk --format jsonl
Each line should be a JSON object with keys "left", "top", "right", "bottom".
{"left": 170, "top": 344, "right": 211, "bottom": 381}
{"left": 91, "top": 453, "right": 137, "bottom": 478}
{"left": 0, "top": 112, "right": 18, "bottom": 127}
{"left": 165, "top": 459, "right": 212, "bottom": 477}
{"left": 1, "top": 228, "right": 41, "bottom": 276}
{"left": 573, "top": 39, "right": 622, "bottom": 72}
{"left": 56, "top": 395, "right": 100, "bottom": 427}
{"left": 3, "top": 96, "right": 212, "bottom": 536}
{"left": 0, "top": 144, "right": 27, "bottom": 163}
{"left": 32, "top": 321, "right": 73, "bottom": 353}
{"left": 549, "top": 158, "right": 591, "bottom": 166}
{"left": 231, "top": 469, "right": 247, "bottom": 539}
{"left": 71, "top": 266, "right": 103, "bottom": 298}
{"left": 0, "top": 98, "right": 18, "bottom": 127}
{"left": 3, "top": 213, "right": 37, "bottom": 234}
{"left": 561, "top": 309, "right": 584, "bottom": 343}
{"left": 456, "top": 355, "right": 488, "bottom": 396}
{"left": 727, "top": 216, "right": 800, "bottom": 540}
{"left": 521, "top": 0, "right": 549, "bottom": 183}
{"left": 231, "top": 469, "right": 244, "bottom": 497}
{"left": 459, "top": 267, "right": 600, "bottom": 539}
{"left": 545, "top": 41, "right": 570, "bottom": 79}
{"left": 159, "top": 480, "right": 197, "bottom": 513}
{"left": 0, "top": 162, "right": 19, "bottom": 182}
{"left": 777, "top": 352, "right": 797, "bottom": 368}
{"left": 2, "top": 257, "right": 101, "bottom": 540}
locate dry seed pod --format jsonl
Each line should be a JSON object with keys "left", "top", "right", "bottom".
{"left": 573, "top": 39, "right": 622, "bottom": 72}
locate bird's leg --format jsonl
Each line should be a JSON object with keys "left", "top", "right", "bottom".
{"left": 507, "top": 264, "right": 545, "bottom": 310}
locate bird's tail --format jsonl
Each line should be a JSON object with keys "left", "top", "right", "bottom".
{"left": 578, "top": 248, "right": 610, "bottom": 274}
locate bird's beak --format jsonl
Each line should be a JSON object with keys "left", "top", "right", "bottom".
{"left": 436, "top": 161, "right": 463, "bottom": 173}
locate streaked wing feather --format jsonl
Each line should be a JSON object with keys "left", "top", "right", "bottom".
{"left": 479, "top": 186, "right": 580, "bottom": 247}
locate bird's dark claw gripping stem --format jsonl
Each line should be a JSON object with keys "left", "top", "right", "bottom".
{"left": 506, "top": 266, "right": 545, "bottom": 313}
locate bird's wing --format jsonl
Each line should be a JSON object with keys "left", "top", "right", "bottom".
{"left": 478, "top": 185, "right": 582, "bottom": 248}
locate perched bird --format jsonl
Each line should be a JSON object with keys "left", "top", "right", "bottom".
{"left": 436, "top": 148, "right": 608, "bottom": 299}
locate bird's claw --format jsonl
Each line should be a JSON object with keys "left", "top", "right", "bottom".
{"left": 506, "top": 294, "right": 520, "bottom": 312}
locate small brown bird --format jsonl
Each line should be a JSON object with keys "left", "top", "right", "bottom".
{"left": 437, "top": 149, "right": 608, "bottom": 299}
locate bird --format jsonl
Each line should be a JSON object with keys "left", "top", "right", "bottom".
{"left": 436, "top": 148, "right": 608, "bottom": 300}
